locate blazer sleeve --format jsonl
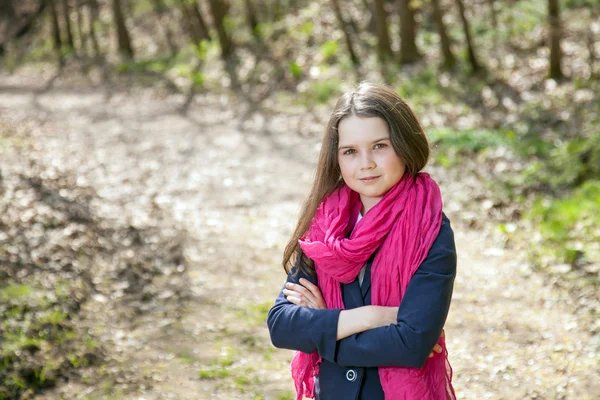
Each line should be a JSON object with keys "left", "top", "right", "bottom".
{"left": 332, "top": 214, "right": 457, "bottom": 369}
{"left": 266, "top": 262, "right": 341, "bottom": 361}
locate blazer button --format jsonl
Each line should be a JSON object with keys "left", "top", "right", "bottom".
{"left": 346, "top": 369, "right": 357, "bottom": 382}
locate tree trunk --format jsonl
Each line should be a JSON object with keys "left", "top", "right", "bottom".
{"left": 548, "top": 0, "right": 563, "bottom": 79}
{"left": 454, "top": 0, "right": 481, "bottom": 73}
{"left": 75, "top": 0, "right": 87, "bottom": 56}
{"left": 112, "top": 0, "right": 134, "bottom": 60}
{"left": 588, "top": 19, "right": 597, "bottom": 77}
{"left": 88, "top": 0, "right": 101, "bottom": 59}
{"left": 152, "top": 0, "right": 178, "bottom": 56}
{"left": 61, "top": 0, "right": 75, "bottom": 52}
{"left": 243, "top": 0, "right": 260, "bottom": 39}
{"left": 431, "top": 0, "right": 455, "bottom": 69}
{"left": 360, "top": 0, "right": 377, "bottom": 37}
{"left": 331, "top": 0, "right": 360, "bottom": 67}
{"left": 0, "top": 0, "right": 16, "bottom": 20}
{"left": 373, "top": 0, "right": 393, "bottom": 62}
{"left": 0, "top": 0, "right": 15, "bottom": 57}
{"left": 181, "top": 3, "right": 201, "bottom": 44}
{"left": 487, "top": 0, "right": 498, "bottom": 29}
{"left": 190, "top": 1, "right": 211, "bottom": 42}
{"left": 48, "top": 0, "right": 64, "bottom": 65}
{"left": 207, "top": 0, "right": 233, "bottom": 60}
{"left": 397, "top": 0, "right": 420, "bottom": 64}
{"left": 1, "top": 0, "right": 48, "bottom": 57}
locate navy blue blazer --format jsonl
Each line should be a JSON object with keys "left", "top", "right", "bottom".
{"left": 267, "top": 213, "right": 457, "bottom": 400}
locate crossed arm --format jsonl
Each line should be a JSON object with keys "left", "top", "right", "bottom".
{"left": 266, "top": 215, "right": 457, "bottom": 368}
{"left": 283, "top": 277, "right": 443, "bottom": 356}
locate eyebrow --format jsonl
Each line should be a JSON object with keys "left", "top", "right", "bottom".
{"left": 338, "top": 137, "right": 390, "bottom": 150}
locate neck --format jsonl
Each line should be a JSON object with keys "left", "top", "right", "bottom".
{"left": 360, "top": 196, "right": 381, "bottom": 215}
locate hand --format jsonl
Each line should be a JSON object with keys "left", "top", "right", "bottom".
{"left": 428, "top": 329, "right": 445, "bottom": 358}
{"left": 283, "top": 278, "right": 327, "bottom": 309}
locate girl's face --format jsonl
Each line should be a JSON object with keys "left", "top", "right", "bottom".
{"left": 337, "top": 116, "right": 406, "bottom": 214}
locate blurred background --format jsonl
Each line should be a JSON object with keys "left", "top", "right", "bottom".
{"left": 0, "top": 0, "right": 598, "bottom": 399}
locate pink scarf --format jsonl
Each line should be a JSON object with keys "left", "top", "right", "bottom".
{"left": 292, "top": 173, "right": 455, "bottom": 400}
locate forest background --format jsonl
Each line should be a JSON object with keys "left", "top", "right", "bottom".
{"left": 0, "top": 0, "right": 599, "bottom": 398}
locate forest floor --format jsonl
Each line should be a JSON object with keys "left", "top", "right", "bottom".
{"left": 0, "top": 67, "right": 598, "bottom": 399}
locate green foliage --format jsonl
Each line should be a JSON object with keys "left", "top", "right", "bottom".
{"left": 528, "top": 181, "right": 600, "bottom": 263}
{"left": 289, "top": 62, "right": 303, "bottom": 79}
{"left": 320, "top": 40, "right": 339, "bottom": 63}
{"left": 40, "top": 310, "right": 68, "bottom": 326}
{"left": 501, "top": 1, "right": 545, "bottom": 40}
{"left": 192, "top": 71, "right": 205, "bottom": 88}
{"left": 429, "top": 128, "right": 510, "bottom": 153}
{"left": 563, "top": 0, "right": 599, "bottom": 9}
{"left": 0, "top": 285, "right": 32, "bottom": 302}
{"left": 195, "top": 40, "right": 213, "bottom": 62}
{"left": 68, "top": 354, "right": 89, "bottom": 369}
{"left": 118, "top": 57, "right": 172, "bottom": 74}
{"left": 302, "top": 79, "right": 341, "bottom": 105}
{"left": 277, "top": 393, "right": 295, "bottom": 400}
{"left": 517, "top": 133, "right": 600, "bottom": 191}
{"left": 395, "top": 65, "right": 443, "bottom": 106}
{"left": 299, "top": 21, "right": 314, "bottom": 36}
{"left": 237, "top": 301, "right": 272, "bottom": 327}
{"left": 255, "top": 22, "right": 275, "bottom": 40}
{"left": 199, "top": 367, "right": 230, "bottom": 379}
{"left": 0, "top": 281, "right": 96, "bottom": 397}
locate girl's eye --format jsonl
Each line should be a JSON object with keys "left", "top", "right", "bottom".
{"left": 343, "top": 149, "right": 356, "bottom": 155}
{"left": 374, "top": 143, "right": 387, "bottom": 149}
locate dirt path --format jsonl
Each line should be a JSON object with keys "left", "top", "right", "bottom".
{"left": 1, "top": 70, "right": 598, "bottom": 399}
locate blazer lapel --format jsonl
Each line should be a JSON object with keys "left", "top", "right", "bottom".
{"left": 360, "top": 260, "right": 372, "bottom": 301}
{"left": 344, "top": 278, "right": 365, "bottom": 308}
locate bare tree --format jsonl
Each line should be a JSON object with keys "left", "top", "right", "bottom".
{"left": 548, "top": 0, "right": 564, "bottom": 79}
{"left": 112, "top": 0, "right": 134, "bottom": 60}
{"left": 207, "top": 0, "right": 233, "bottom": 60}
{"left": 75, "top": 0, "right": 87, "bottom": 56}
{"left": 360, "top": 0, "right": 377, "bottom": 37}
{"left": 331, "top": 0, "right": 360, "bottom": 68}
{"left": 398, "top": 0, "right": 420, "bottom": 64}
{"left": 373, "top": 0, "right": 393, "bottom": 62}
{"left": 487, "top": 0, "right": 498, "bottom": 29}
{"left": 181, "top": 2, "right": 201, "bottom": 44}
{"left": 88, "top": 0, "right": 101, "bottom": 59}
{"left": 61, "top": 0, "right": 75, "bottom": 52}
{"left": 48, "top": 0, "right": 64, "bottom": 65}
{"left": 207, "top": 0, "right": 237, "bottom": 88}
{"left": 1, "top": 0, "right": 47, "bottom": 57}
{"left": 179, "top": 0, "right": 210, "bottom": 44}
{"left": 190, "top": 1, "right": 211, "bottom": 42}
{"left": 431, "top": 0, "right": 455, "bottom": 69}
{"left": 243, "top": 0, "right": 260, "bottom": 40}
{"left": 587, "top": 8, "right": 598, "bottom": 77}
{"left": 454, "top": 0, "right": 482, "bottom": 73}
{"left": 152, "top": 0, "right": 178, "bottom": 56}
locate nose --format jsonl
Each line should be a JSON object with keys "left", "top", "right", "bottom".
{"left": 360, "top": 151, "right": 376, "bottom": 170}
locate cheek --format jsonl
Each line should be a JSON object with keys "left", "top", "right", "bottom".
{"left": 338, "top": 159, "right": 353, "bottom": 180}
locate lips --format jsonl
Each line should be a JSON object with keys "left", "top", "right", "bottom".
{"left": 360, "top": 176, "right": 380, "bottom": 182}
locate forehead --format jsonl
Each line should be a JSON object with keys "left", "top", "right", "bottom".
{"left": 337, "top": 116, "right": 390, "bottom": 145}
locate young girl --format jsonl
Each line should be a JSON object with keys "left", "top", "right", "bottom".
{"left": 267, "top": 82, "right": 456, "bottom": 400}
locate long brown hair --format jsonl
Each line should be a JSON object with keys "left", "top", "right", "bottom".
{"left": 282, "top": 82, "right": 431, "bottom": 275}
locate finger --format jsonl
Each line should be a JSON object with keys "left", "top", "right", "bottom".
{"left": 433, "top": 344, "right": 442, "bottom": 354}
{"left": 298, "top": 278, "right": 326, "bottom": 308}
{"left": 299, "top": 278, "right": 319, "bottom": 295}
{"left": 286, "top": 282, "right": 316, "bottom": 304}
{"left": 428, "top": 352, "right": 434, "bottom": 358}
{"left": 284, "top": 289, "right": 315, "bottom": 308}
{"left": 286, "top": 295, "right": 303, "bottom": 306}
